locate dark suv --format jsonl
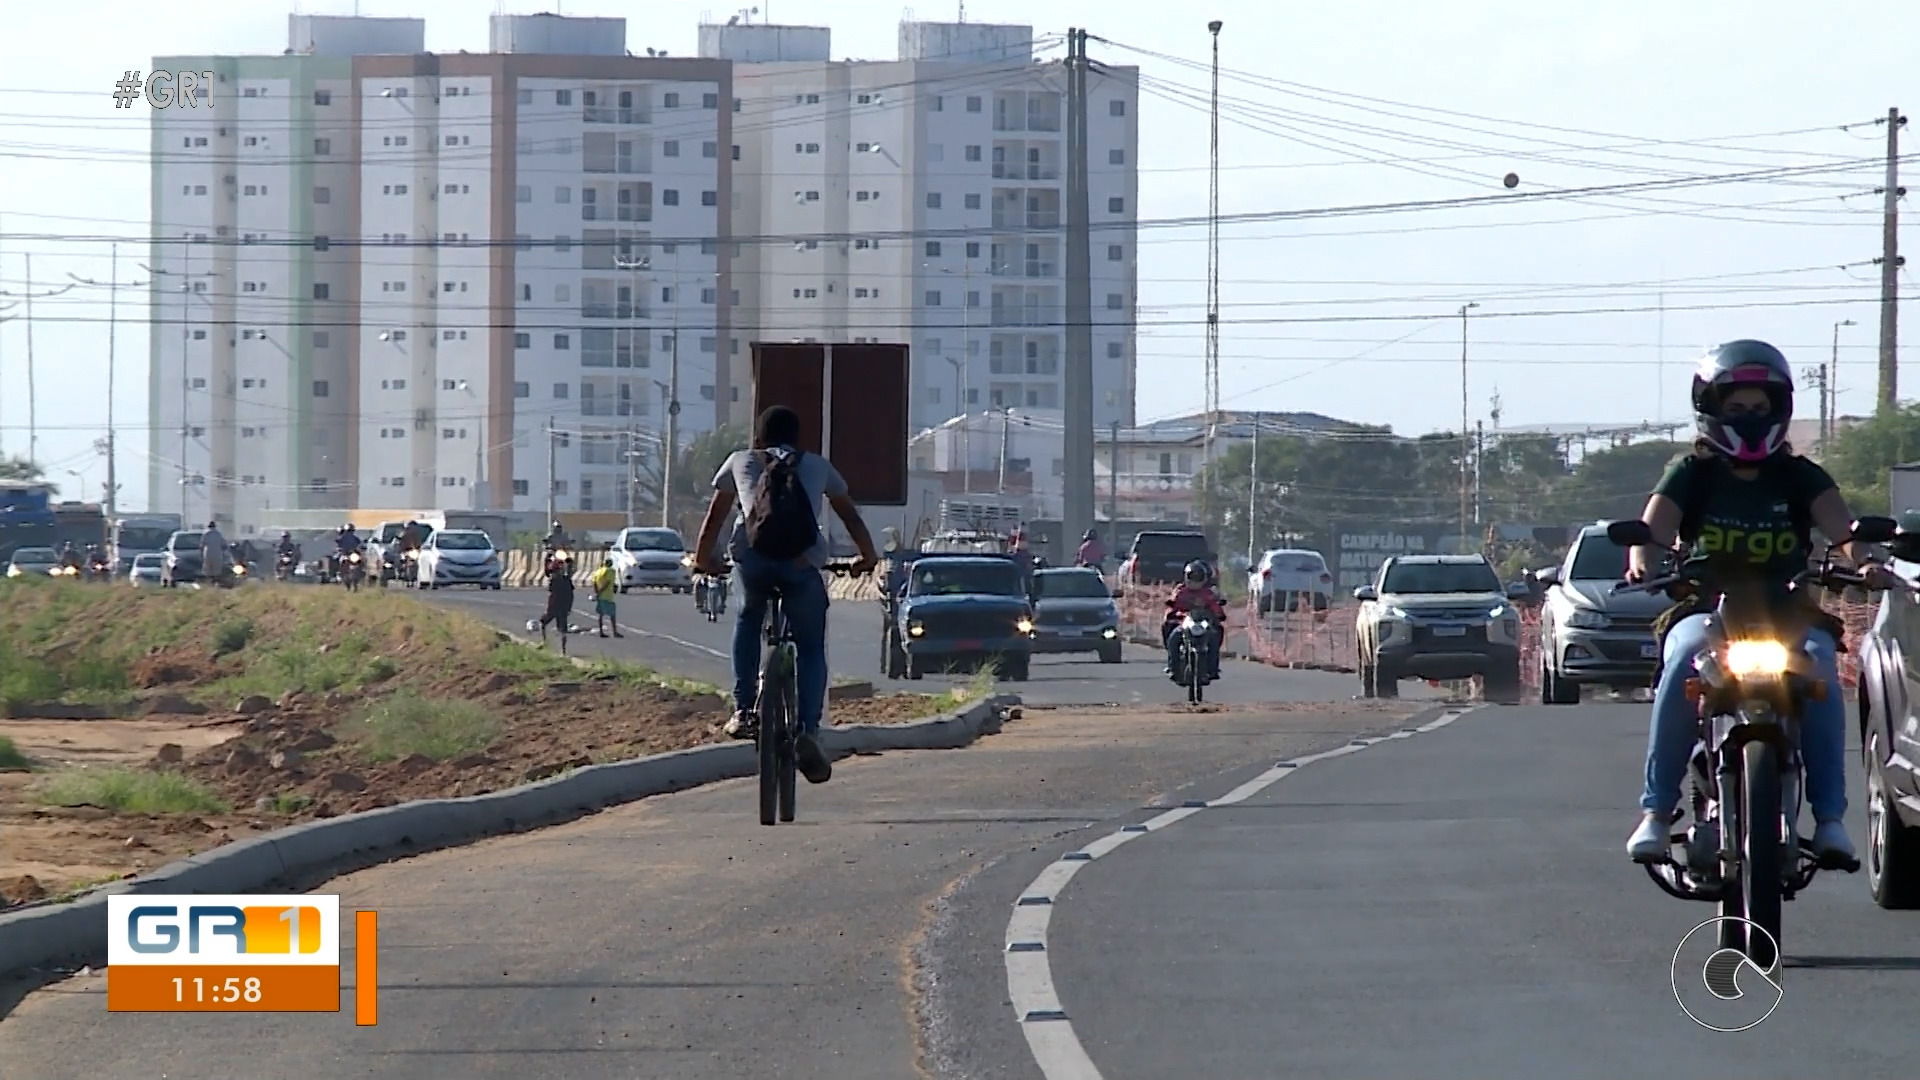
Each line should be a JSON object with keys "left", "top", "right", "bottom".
{"left": 889, "top": 555, "right": 1034, "bottom": 681}
{"left": 1121, "top": 530, "right": 1214, "bottom": 588}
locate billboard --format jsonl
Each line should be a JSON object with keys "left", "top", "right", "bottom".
{"left": 750, "top": 343, "right": 910, "bottom": 506}
{"left": 1329, "top": 522, "right": 1458, "bottom": 592}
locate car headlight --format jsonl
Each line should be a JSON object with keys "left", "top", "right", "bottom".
{"left": 6, "top": 567, "right": 19, "bottom": 578}
{"left": 907, "top": 621, "right": 925, "bottom": 637}
{"left": 1565, "top": 608, "right": 1609, "bottom": 630}
{"left": 1101, "top": 627, "right": 1117, "bottom": 639}
{"left": 1486, "top": 603, "right": 1510, "bottom": 620}
{"left": 1015, "top": 617, "right": 1034, "bottom": 634}
{"left": 1380, "top": 605, "right": 1410, "bottom": 621}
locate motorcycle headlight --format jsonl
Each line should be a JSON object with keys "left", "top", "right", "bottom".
{"left": 1724, "top": 639, "right": 1790, "bottom": 677}
{"left": 1565, "top": 607, "right": 1609, "bottom": 630}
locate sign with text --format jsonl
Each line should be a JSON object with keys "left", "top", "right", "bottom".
{"left": 107, "top": 894, "right": 340, "bottom": 1012}
{"left": 750, "top": 342, "right": 910, "bottom": 506}
{"left": 1330, "top": 524, "right": 1455, "bottom": 592}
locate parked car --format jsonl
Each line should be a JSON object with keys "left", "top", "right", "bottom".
{"left": 1852, "top": 527, "right": 1920, "bottom": 907}
{"left": 1354, "top": 553, "right": 1529, "bottom": 702}
{"left": 1533, "top": 523, "right": 1669, "bottom": 704}
{"left": 1028, "top": 567, "right": 1124, "bottom": 663}
{"left": 415, "top": 529, "right": 503, "bottom": 590}
{"left": 1251, "top": 548, "right": 1333, "bottom": 613}
{"left": 160, "top": 531, "right": 205, "bottom": 587}
{"left": 609, "top": 527, "right": 693, "bottom": 594}
{"left": 1119, "top": 530, "right": 1215, "bottom": 589}
{"left": 888, "top": 554, "right": 1034, "bottom": 681}
{"left": 5, "top": 547, "right": 59, "bottom": 579}
{"left": 128, "top": 552, "right": 165, "bottom": 586}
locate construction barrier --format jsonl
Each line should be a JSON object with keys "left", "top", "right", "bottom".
{"left": 1118, "top": 586, "right": 1885, "bottom": 700}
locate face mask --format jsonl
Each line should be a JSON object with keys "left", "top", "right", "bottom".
{"left": 1724, "top": 413, "right": 1778, "bottom": 451}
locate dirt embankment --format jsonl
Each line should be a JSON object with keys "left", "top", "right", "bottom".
{"left": 0, "top": 579, "right": 973, "bottom": 908}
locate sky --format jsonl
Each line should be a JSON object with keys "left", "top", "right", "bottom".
{"left": 0, "top": 0, "right": 1914, "bottom": 512}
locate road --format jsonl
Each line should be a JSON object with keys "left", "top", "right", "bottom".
{"left": 423, "top": 587, "right": 1386, "bottom": 708}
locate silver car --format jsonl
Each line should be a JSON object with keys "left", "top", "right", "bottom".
{"left": 128, "top": 552, "right": 165, "bottom": 586}
{"left": 1535, "top": 524, "right": 1669, "bottom": 704}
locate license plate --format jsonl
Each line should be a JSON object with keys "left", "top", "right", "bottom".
{"left": 1642, "top": 642, "right": 1660, "bottom": 659}
{"left": 1055, "top": 627, "right": 1086, "bottom": 635}
{"left": 1432, "top": 626, "right": 1466, "bottom": 637}
{"left": 956, "top": 639, "right": 982, "bottom": 650}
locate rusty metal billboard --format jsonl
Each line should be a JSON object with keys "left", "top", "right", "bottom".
{"left": 749, "top": 342, "right": 910, "bottom": 506}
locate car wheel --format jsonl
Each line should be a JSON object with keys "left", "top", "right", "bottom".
{"left": 1098, "top": 643, "right": 1122, "bottom": 664}
{"left": 1002, "top": 654, "right": 1031, "bottom": 682}
{"left": 1483, "top": 664, "right": 1523, "bottom": 706}
{"left": 1868, "top": 731, "right": 1920, "bottom": 909}
{"left": 1372, "top": 656, "right": 1398, "bottom": 698}
{"left": 1541, "top": 659, "right": 1578, "bottom": 705}
{"left": 905, "top": 654, "right": 925, "bottom": 680}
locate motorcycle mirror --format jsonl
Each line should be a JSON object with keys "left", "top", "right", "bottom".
{"left": 1849, "top": 515, "right": 1899, "bottom": 545}
{"left": 1605, "top": 519, "right": 1654, "bottom": 547}
{"left": 1889, "top": 533, "right": 1920, "bottom": 565}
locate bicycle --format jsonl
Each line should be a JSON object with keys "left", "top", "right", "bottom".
{"left": 694, "top": 572, "right": 729, "bottom": 622}
{"left": 738, "top": 558, "right": 857, "bottom": 826}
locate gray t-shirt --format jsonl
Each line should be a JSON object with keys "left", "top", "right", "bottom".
{"left": 714, "top": 447, "right": 848, "bottom": 568}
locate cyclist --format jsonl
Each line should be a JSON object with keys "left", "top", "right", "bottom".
{"left": 690, "top": 405, "right": 880, "bottom": 785}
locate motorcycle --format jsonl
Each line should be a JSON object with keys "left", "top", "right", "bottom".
{"left": 694, "top": 573, "right": 728, "bottom": 622}
{"left": 276, "top": 551, "right": 297, "bottom": 582}
{"left": 85, "top": 557, "right": 112, "bottom": 583}
{"left": 339, "top": 550, "right": 365, "bottom": 592}
{"left": 1608, "top": 515, "right": 1894, "bottom": 973}
{"left": 1167, "top": 608, "right": 1217, "bottom": 704}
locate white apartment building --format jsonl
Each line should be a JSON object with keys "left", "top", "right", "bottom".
{"left": 705, "top": 20, "right": 1140, "bottom": 437}
{"left": 149, "top": 14, "right": 407, "bottom": 532}
{"left": 151, "top": 13, "right": 735, "bottom": 527}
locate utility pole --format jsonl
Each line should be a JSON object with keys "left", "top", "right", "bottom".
{"left": 1202, "top": 19, "right": 1223, "bottom": 541}
{"left": 664, "top": 319, "right": 681, "bottom": 530}
{"left": 545, "top": 417, "right": 557, "bottom": 525}
{"left": 624, "top": 428, "right": 637, "bottom": 527}
{"left": 1246, "top": 411, "right": 1259, "bottom": 567}
{"left": 24, "top": 254, "right": 35, "bottom": 462}
{"left": 1457, "top": 301, "right": 1478, "bottom": 551}
{"left": 1879, "top": 106, "right": 1907, "bottom": 414}
{"left": 1107, "top": 419, "right": 1119, "bottom": 523}
{"left": 1811, "top": 363, "right": 1830, "bottom": 455}
{"left": 997, "top": 406, "right": 1011, "bottom": 498}
{"left": 67, "top": 243, "right": 146, "bottom": 521}
{"left": 1473, "top": 419, "right": 1484, "bottom": 526}
{"left": 1060, "top": 26, "right": 1096, "bottom": 547}
{"left": 1830, "top": 319, "right": 1855, "bottom": 442}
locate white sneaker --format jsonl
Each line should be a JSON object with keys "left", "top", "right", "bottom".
{"left": 723, "top": 711, "right": 757, "bottom": 740}
{"left": 1628, "top": 812, "right": 1670, "bottom": 862}
{"left": 1812, "top": 820, "right": 1856, "bottom": 861}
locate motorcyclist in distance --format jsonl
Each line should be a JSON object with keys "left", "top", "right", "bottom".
{"left": 1163, "top": 560, "right": 1227, "bottom": 681}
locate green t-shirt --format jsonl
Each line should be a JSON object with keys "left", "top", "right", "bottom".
{"left": 1653, "top": 453, "right": 1836, "bottom": 589}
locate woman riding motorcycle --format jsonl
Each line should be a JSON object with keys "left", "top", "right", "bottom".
{"left": 1624, "top": 340, "right": 1900, "bottom": 863}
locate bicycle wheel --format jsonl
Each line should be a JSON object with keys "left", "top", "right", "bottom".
{"left": 775, "top": 647, "right": 799, "bottom": 822}
{"left": 757, "top": 654, "right": 782, "bottom": 827}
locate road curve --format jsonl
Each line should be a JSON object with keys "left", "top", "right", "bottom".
{"left": 945, "top": 701, "right": 1920, "bottom": 1080}
{"left": 0, "top": 703, "right": 1419, "bottom": 1080}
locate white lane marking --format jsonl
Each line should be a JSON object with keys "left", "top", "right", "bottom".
{"left": 441, "top": 591, "right": 733, "bottom": 661}
{"left": 1003, "top": 706, "right": 1475, "bottom": 1079}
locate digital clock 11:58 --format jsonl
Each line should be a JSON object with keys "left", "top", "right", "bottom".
{"left": 177, "top": 975, "right": 262, "bottom": 1004}
{"left": 107, "top": 965, "right": 340, "bottom": 1012}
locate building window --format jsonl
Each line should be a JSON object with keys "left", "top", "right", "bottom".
{"left": 966, "top": 95, "right": 982, "bottom": 112}
{"left": 1106, "top": 293, "right": 1125, "bottom": 310}
{"left": 663, "top": 91, "right": 681, "bottom": 108}
{"left": 1110, "top": 100, "right": 1127, "bottom": 116}
{"left": 556, "top": 89, "right": 572, "bottom": 105}
{"left": 1109, "top": 148, "right": 1126, "bottom": 165}
{"left": 925, "top": 241, "right": 942, "bottom": 257}
{"left": 926, "top": 193, "right": 942, "bottom": 209}
{"left": 1108, "top": 197, "right": 1125, "bottom": 213}
{"left": 513, "top": 381, "right": 530, "bottom": 398}
{"left": 312, "top": 283, "right": 329, "bottom": 299}
{"left": 313, "top": 331, "right": 330, "bottom": 348}
{"left": 516, "top": 185, "right": 532, "bottom": 203}
{"left": 517, "top": 88, "right": 533, "bottom": 105}
{"left": 514, "top": 332, "right": 531, "bottom": 348}
{"left": 513, "top": 479, "right": 530, "bottom": 496}
{"left": 553, "top": 383, "right": 569, "bottom": 399}
{"left": 964, "top": 144, "right": 982, "bottom": 162}
{"left": 555, "top": 186, "right": 571, "bottom": 203}
{"left": 312, "top": 137, "right": 331, "bottom": 156}
{"left": 964, "top": 193, "right": 981, "bottom": 209}
{"left": 702, "top": 92, "right": 718, "bottom": 108}
{"left": 313, "top": 89, "right": 331, "bottom": 105}
{"left": 1108, "top": 244, "right": 1124, "bottom": 261}
{"left": 702, "top": 140, "right": 717, "bottom": 158}
{"left": 662, "top": 189, "right": 680, "bottom": 206}
{"left": 663, "top": 139, "right": 680, "bottom": 157}
{"left": 312, "top": 186, "right": 330, "bottom": 204}
{"left": 312, "top": 380, "right": 330, "bottom": 397}
{"left": 925, "top": 290, "right": 942, "bottom": 306}
{"left": 553, "top": 333, "right": 570, "bottom": 350}
{"left": 701, "top": 190, "right": 718, "bottom": 207}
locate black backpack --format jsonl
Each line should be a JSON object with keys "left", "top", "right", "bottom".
{"left": 744, "top": 449, "right": 819, "bottom": 560}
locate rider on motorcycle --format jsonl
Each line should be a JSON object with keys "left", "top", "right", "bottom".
{"left": 400, "top": 520, "right": 425, "bottom": 552}
{"left": 333, "top": 524, "right": 363, "bottom": 574}
{"left": 544, "top": 521, "right": 569, "bottom": 553}
{"left": 83, "top": 542, "right": 106, "bottom": 570}
{"left": 276, "top": 531, "right": 299, "bottom": 560}
{"left": 1162, "top": 560, "right": 1227, "bottom": 680}
{"left": 1624, "top": 340, "right": 1901, "bottom": 863}
{"left": 58, "top": 542, "right": 80, "bottom": 570}
{"left": 1076, "top": 529, "right": 1104, "bottom": 571}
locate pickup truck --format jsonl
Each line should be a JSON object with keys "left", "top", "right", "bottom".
{"left": 889, "top": 554, "right": 1034, "bottom": 681}
{"left": 1354, "top": 553, "right": 1530, "bottom": 703}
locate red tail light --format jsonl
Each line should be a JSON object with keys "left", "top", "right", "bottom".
{"left": 1261, "top": 568, "right": 1271, "bottom": 579}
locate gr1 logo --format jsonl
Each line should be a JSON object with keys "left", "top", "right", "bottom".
{"left": 128, "top": 904, "right": 324, "bottom": 956}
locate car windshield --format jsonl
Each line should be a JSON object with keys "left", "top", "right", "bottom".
{"left": 116, "top": 526, "right": 175, "bottom": 550}
{"left": 376, "top": 525, "right": 404, "bottom": 542}
{"left": 1034, "top": 572, "right": 1110, "bottom": 599}
{"left": 623, "top": 530, "right": 684, "bottom": 552}
{"left": 910, "top": 562, "right": 1023, "bottom": 597}
{"left": 171, "top": 533, "right": 204, "bottom": 551}
{"left": 11, "top": 548, "right": 55, "bottom": 564}
{"left": 1568, "top": 536, "right": 1631, "bottom": 580}
{"left": 436, "top": 532, "right": 491, "bottom": 551}
{"left": 1267, "top": 552, "right": 1326, "bottom": 573}
{"left": 1382, "top": 561, "right": 1501, "bottom": 594}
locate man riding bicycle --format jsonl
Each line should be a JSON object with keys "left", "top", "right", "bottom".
{"left": 690, "top": 405, "right": 880, "bottom": 786}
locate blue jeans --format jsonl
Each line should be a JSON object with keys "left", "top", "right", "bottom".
{"left": 1641, "top": 612, "right": 1847, "bottom": 823}
{"left": 731, "top": 549, "right": 831, "bottom": 734}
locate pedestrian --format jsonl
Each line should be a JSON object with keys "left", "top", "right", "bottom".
{"left": 589, "top": 555, "right": 622, "bottom": 638}
{"left": 528, "top": 554, "right": 576, "bottom": 654}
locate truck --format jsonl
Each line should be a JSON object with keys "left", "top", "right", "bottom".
{"left": 110, "top": 512, "right": 182, "bottom": 573}
{"left": 0, "top": 481, "right": 56, "bottom": 563}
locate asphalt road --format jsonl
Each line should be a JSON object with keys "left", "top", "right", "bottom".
{"left": 0, "top": 702, "right": 1425, "bottom": 1080}
{"left": 945, "top": 701, "right": 1920, "bottom": 1080}
{"left": 422, "top": 586, "right": 1388, "bottom": 708}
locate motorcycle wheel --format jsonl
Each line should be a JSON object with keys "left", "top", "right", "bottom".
{"left": 1185, "top": 638, "right": 1203, "bottom": 704}
{"left": 1740, "top": 740, "right": 1784, "bottom": 971}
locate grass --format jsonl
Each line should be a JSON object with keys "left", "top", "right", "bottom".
{"left": 0, "top": 736, "right": 30, "bottom": 771}
{"left": 265, "top": 792, "right": 313, "bottom": 815}
{"left": 52, "top": 873, "right": 128, "bottom": 904}
{"left": 40, "top": 768, "right": 230, "bottom": 815}
{"left": 211, "top": 618, "right": 255, "bottom": 657}
{"left": 948, "top": 666, "right": 999, "bottom": 706}
{"left": 345, "top": 691, "right": 502, "bottom": 763}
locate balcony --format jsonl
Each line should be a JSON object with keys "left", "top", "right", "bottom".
{"left": 584, "top": 106, "right": 646, "bottom": 125}
{"left": 991, "top": 164, "right": 1061, "bottom": 182}
{"left": 581, "top": 302, "right": 648, "bottom": 320}
{"left": 581, "top": 400, "right": 616, "bottom": 417}
{"left": 1108, "top": 472, "right": 1195, "bottom": 496}
{"left": 1024, "top": 260, "right": 1057, "bottom": 278}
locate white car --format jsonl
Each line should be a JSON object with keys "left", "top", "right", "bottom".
{"left": 609, "top": 527, "right": 693, "bottom": 594}
{"left": 128, "top": 552, "right": 165, "bottom": 586}
{"left": 1251, "top": 548, "right": 1333, "bottom": 614}
{"left": 415, "top": 529, "right": 503, "bottom": 590}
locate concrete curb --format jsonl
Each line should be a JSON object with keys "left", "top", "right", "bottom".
{"left": 0, "top": 693, "right": 1021, "bottom": 980}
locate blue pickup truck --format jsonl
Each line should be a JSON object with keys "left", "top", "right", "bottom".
{"left": 887, "top": 554, "right": 1035, "bottom": 682}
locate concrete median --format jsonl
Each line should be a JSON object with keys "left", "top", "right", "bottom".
{"left": 0, "top": 693, "right": 1020, "bottom": 980}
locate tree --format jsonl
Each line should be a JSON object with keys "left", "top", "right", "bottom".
{"left": 1546, "top": 440, "right": 1687, "bottom": 524}
{"left": 1821, "top": 404, "right": 1920, "bottom": 514}
{"left": 0, "top": 456, "right": 45, "bottom": 484}
{"left": 630, "top": 422, "right": 750, "bottom": 532}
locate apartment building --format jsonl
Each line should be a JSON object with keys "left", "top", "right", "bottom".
{"left": 151, "top": 13, "right": 734, "bottom": 527}
{"left": 148, "top": 14, "right": 406, "bottom": 531}
{"left": 706, "top": 20, "right": 1140, "bottom": 436}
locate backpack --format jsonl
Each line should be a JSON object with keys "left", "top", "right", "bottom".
{"left": 744, "top": 448, "right": 820, "bottom": 560}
